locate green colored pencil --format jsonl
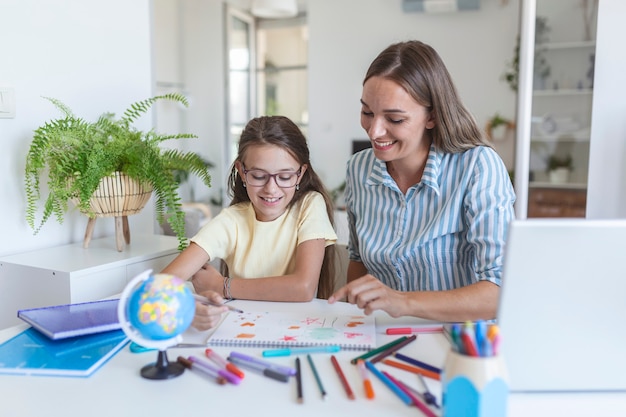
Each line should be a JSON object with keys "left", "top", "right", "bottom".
{"left": 350, "top": 336, "right": 409, "bottom": 364}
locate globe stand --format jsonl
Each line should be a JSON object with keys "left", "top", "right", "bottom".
{"left": 140, "top": 349, "right": 185, "bottom": 380}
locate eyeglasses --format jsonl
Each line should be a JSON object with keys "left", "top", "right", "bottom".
{"left": 242, "top": 165, "right": 302, "bottom": 188}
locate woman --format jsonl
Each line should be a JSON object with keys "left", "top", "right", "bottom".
{"left": 329, "top": 40, "right": 515, "bottom": 322}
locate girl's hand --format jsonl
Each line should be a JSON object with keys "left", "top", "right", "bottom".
{"left": 191, "top": 263, "right": 225, "bottom": 294}
{"left": 191, "top": 290, "right": 228, "bottom": 331}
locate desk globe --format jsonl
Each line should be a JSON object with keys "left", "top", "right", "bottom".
{"left": 117, "top": 269, "right": 195, "bottom": 379}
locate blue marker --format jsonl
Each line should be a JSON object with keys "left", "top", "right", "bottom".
{"left": 475, "top": 320, "right": 486, "bottom": 357}
{"left": 262, "top": 345, "right": 341, "bottom": 357}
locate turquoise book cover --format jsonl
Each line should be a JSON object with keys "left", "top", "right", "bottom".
{"left": 0, "top": 328, "right": 128, "bottom": 377}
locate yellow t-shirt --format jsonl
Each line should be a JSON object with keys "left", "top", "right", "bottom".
{"left": 191, "top": 191, "right": 337, "bottom": 279}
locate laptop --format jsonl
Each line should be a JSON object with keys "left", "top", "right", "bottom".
{"left": 497, "top": 218, "right": 626, "bottom": 392}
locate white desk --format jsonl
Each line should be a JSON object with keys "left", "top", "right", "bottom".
{"left": 0, "top": 299, "right": 624, "bottom": 417}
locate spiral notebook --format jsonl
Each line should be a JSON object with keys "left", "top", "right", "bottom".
{"left": 207, "top": 311, "right": 376, "bottom": 350}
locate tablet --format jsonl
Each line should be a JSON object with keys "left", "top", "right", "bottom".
{"left": 17, "top": 299, "right": 121, "bottom": 340}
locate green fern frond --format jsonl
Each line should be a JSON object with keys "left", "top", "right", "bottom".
{"left": 24, "top": 94, "right": 211, "bottom": 250}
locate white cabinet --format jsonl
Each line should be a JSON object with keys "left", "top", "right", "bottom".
{"left": 0, "top": 234, "right": 179, "bottom": 329}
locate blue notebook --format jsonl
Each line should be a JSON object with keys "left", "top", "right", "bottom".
{"left": 0, "top": 328, "right": 129, "bottom": 377}
{"left": 17, "top": 299, "right": 121, "bottom": 340}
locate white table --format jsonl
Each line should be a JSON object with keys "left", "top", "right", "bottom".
{"left": 0, "top": 299, "right": 624, "bottom": 417}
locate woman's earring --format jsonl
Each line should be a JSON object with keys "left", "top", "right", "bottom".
{"left": 296, "top": 184, "right": 300, "bottom": 191}
{"left": 243, "top": 182, "right": 247, "bottom": 188}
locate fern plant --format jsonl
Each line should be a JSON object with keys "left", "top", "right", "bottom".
{"left": 25, "top": 93, "right": 211, "bottom": 250}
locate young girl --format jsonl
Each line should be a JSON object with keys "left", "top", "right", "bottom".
{"left": 162, "top": 115, "right": 337, "bottom": 330}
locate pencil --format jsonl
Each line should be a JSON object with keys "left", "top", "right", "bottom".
{"left": 295, "top": 357, "right": 303, "bottom": 404}
{"left": 306, "top": 354, "right": 326, "bottom": 400}
{"left": 350, "top": 336, "right": 409, "bottom": 364}
{"left": 330, "top": 355, "right": 355, "bottom": 400}
{"left": 369, "top": 334, "right": 417, "bottom": 364}
{"left": 381, "top": 359, "right": 441, "bottom": 381}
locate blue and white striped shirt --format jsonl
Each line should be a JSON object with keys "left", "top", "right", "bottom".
{"left": 345, "top": 145, "right": 516, "bottom": 292}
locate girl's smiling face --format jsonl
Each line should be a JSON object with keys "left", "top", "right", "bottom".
{"left": 236, "top": 144, "right": 306, "bottom": 222}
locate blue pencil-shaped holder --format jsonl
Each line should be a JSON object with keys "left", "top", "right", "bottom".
{"left": 442, "top": 350, "right": 509, "bottom": 417}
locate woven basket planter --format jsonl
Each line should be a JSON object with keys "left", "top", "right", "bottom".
{"left": 76, "top": 172, "right": 153, "bottom": 251}
{"left": 85, "top": 172, "right": 153, "bottom": 218}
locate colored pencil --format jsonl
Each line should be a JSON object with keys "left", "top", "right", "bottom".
{"left": 295, "top": 357, "right": 303, "bottom": 404}
{"left": 330, "top": 355, "right": 355, "bottom": 400}
{"left": 350, "top": 336, "right": 409, "bottom": 364}
{"left": 381, "top": 359, "right": 441, "bottom": 381}
{"left": 369, "top": 335, "right": 417, "bottom": 364}
{"left": 307, "top": 354, "right": 326, "bottom": 400}
{"left": 393, "top": 352, "right": 442, "bottom": 374}
{"left": 385, "top": 326, "right": 444, "bottom": 335}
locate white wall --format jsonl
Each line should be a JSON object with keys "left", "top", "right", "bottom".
{"left": 307, "top": 0, "right": 520, "bottom": 190}
{"left": 0, "top": 0, "right": 519, "bottom": 257}
{"left": 0, "top": 0, "right": 153, "bottom": 257}
{"left": 586, "top": 0, "right": 626, "bottom": 219}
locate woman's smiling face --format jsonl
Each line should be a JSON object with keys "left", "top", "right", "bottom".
{"left": 360, "top": 76, "right": 435, "bottom": 164}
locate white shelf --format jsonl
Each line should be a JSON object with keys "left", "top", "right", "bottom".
{"left": 536, "top": 40, "right": 596, "bottom": 51}
{"left": 533, "top": 88, "right": 593, "bottom": 97}
{"left": 529, "top": 181, "right": 587, "bottom": 190}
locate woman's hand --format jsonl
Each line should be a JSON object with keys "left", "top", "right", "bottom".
{"left": 191, "top": 290, "right": 228, "bottom": 331}
{"left": 328, "top": 274, "right": 408, "bottom": 317}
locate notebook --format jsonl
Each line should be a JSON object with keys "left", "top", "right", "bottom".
{"left": 497, "top": 218, "right": 626, "bottom": 392}
{"left": 207, "top": 310, "right": 376, "bottom": 350}
{"left": 0, "top": 327, "right": 128, "bottom": 377}
{"left": 17, "top": 299, "right": 121, "bottom": 340}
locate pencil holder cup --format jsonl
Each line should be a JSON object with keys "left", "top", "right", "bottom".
{"left": 441, "top": 350, "right": 508, "bottom": 417}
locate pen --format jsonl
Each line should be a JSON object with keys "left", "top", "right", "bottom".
{"left": 188, "top": 355, "right": 242, "bottom": 385}
{"left": 295, "top": 357, "right": 303, "bottom": 404}
{"left": 417, "top": 373, "right": 439, "bottom": 408}
{"left": 364, "top": 360, "right": 412, "bottom": 405}
{"left": 369, "top": 334, "right": 417, "bottom": 364}
{"left": 262, "top": 345, "right": 341, "bottom": 357}
{"left": 307, "top": 354, "right": 327, "bottom": 400}
{"left": 385, "top": 326, "right": 443, "bottom": 335}
{"left": 229, "top": 351, "right": 296, "bottom": 376}
{"left": 381, "top": 359, "right": 441, "bottom": 381}
{"left": 393, "top": 352, "right": 442, "bottom": 374}
{"left": 330, "top": 355, "right": 355, "bottom": 400}
{"left": 205, "top": 348, "right": 245, "bottom": 379}
{"left": 350, "top": 336, "right": 408, "bottom": 364}
{"left": 192, "top": 294, "right": 244, "bottom": 313}
{"left": 384, "top": 372, "right": 437, "bottom": 417}
{"left": 177, "top": 356, "right": 227, "bottom": 385}
{"left": 357, "top": 359, "right": 375, "bottom": 399}
{"left": 227, "top": 355, "right": 289, "bottom": 383}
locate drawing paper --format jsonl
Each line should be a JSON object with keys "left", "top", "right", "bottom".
{"left": 208, "top": 311, "right": 376, "bottom": 350}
